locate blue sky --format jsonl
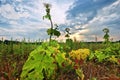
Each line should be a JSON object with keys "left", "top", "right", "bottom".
{"left": 0, "top": 0, "right": 120, "bottom": 42}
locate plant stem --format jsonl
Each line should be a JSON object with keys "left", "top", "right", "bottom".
{"left": 49, "top": 17, "right": 53, "bottom": 41}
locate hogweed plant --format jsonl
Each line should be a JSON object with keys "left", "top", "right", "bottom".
{"left": 20, "top": 40, "right": 68, "bottom": 80}
{"left": 65, "top": 28, "right": 73, "bottom": 50}
{"left": 103, "top": 28, "right": 110, "bottom": 43}
{"left": 43, "top": 3, "right": 60, "bottom": 41}
{"left": 65, "top": 28, "right": 71, "bottom": 38}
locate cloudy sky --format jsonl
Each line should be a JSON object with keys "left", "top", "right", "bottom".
{"left": 0, "top": 0, "right": 120, "bottom": 42}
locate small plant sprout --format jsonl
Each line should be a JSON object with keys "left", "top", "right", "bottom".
{"left": 103, "top": 28, "right": 110, "bottom": 43}
{"left": 43, "top": 3, "right": 60, "bottom": 41}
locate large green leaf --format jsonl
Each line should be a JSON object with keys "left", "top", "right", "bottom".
{"left": 47, "top": 28, "right": 54, "bottom": 35}
{"left": 20, "top": 41, "right": 66, "bottom": 80}
{"left": 53, "top": 29, "right": 61, "bottom": 37}
{"left": 95, "top": 51, "right": 109, "bottom": 62}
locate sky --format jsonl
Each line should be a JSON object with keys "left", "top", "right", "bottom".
{"left": 0, "top": 0, "right": 120, "bottom": 42}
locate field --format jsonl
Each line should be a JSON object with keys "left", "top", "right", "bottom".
{"left": 1, "top": 0, "right": 120, "bottom": 80}
{"left": 0, "top": 40, "right": 120, "bottom": 80}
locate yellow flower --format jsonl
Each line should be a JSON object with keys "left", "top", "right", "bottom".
{"left": 76, "top": 55, "right": 80, "bottom": 60}
{"left": 69, "top": 49, "right": 90, "bottom": 60}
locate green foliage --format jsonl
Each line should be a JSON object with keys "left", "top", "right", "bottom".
{"left": 65, "top": 34, "right": 70, "bottom": 37}
{"left": 43, "top": 3, "right": 61, "bottom": 41}
{"left": 89, "top": 44, "right": 120, "bottom": 63}
{"left": 64, "top": 28, "right": 74, "bottom": 51}
{"left": 103, "top": 28, "right": 109, "bottom": 33}
{"left": 47, "top": 28, "right": 54, "bottom": 35}
{"left": 1, "top": 40, "right": 120, "bottom": 80}
{"left": 66, "top": 39, "right": 73, "bottom": 45}
{"left": 43, "top": 14, "right": 51, "bottom": 20}
{"left": 65, "top": 28, "right": 71, "bottom": 38}
{"left": 65, "top": 28, "right": 70, "bottom": 34}
{"left": 43, "top": 3, "right": 51, "bottom": 20}
{"left": 47, "top": 28, "right": 61, "bottom": 37}
{"left": 90, "top": 77, "right": 97, "bottom": 80}
{"left": 43, "top": 3, "right": 53, "bottom": 41}
{"left": 20, "top": 40, "right": 66, "bottom": 80}
{"left": 108, "top": 55, "right": 119, "bottom": 64}
{"left": 103, "top": 28, "right": 110, "bottom": 43}
{"left": 53, "top": 29, "right": 61, "bottom": 37}
{"left": 94, "top": 50, "right": 109, "bottom": 62}
{"left": 65, "top": 39, "right": 73, "bottom": 50}
{"left": 76, "top": 68, "right": 84, "bottom": 80}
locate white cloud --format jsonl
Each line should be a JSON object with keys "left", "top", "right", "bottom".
{"left": 66, "top": 0, "right": 120, "bottom": 41}
{"left": 83, "top": 0, "right": 120, "bottom": 41}
{"left": 1, "top": 0, "right": 119, "bottom": 41}
{"left": 9, "top": 21, "right": 18, "bottom": 25}
{"left": 15, "top": 0, "right": 22, "bottom": 2}
{"left": 36, "top": 0, "right": 74, "bottom": 24}
{"left": 0, "top": 4, "right": 30, "bottom": 20}
{"left": 88, "top": 0, "right": 120, "bottom": 26}
{"left": 51, "top": 2, "right": 73, "bottom": 24}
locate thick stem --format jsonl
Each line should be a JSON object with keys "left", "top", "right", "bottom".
{"left": 49, "top": 17, "right": 53, "bottom": 41}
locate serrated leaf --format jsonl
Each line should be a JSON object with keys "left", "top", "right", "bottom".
{"left": 20, "top": 42, "right": 63, "bottom": 80}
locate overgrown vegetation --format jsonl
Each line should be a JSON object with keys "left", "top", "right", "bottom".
{"left": 0, "top": 39, "right": 120, "bottom": 80}
{"left": 0, "top": 3, "right": 120, "bottom": 80}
